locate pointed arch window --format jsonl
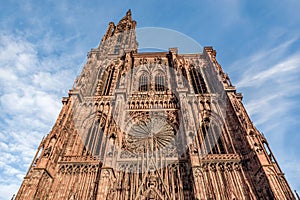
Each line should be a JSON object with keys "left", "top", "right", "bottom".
{"left": 117, "top": 34, "right": 124, "bottom": 43}
{"left": 138, "top": 74, "right": 149, "bottom": 92}
{"left": 201, "top": 122, "right": 227, "bottom": 154}
{"left": 155, "top": 74, "right": 165, "bottom": 91}
{"left": 212, "top": 124, "right": 226, "bottom": 154}
{"left": 189, "top": 67, "right": 207, "bottom": 94}
{"left": 181, "top": 67, "right": 189, "bottom": 88}
{"left": 85, "top": 119, "right": 105, "bottom": 156}
{"left": 101, "top": 67, "right": 115, "bottom": 95}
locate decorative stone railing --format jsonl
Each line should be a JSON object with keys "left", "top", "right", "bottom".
{"left": 127, "top": 92, "right": 179, "bottom": 110}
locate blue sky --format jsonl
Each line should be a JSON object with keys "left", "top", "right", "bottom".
{"left": 0, "top": 0, "right": 300, "bottom": 199}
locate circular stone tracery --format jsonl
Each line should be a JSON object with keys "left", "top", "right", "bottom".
{"left": 124, "top": 116, "right": 175, "bottom": 154}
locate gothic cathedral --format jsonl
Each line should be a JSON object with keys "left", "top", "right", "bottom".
{"left": 15, "top": 10, "right": 295, "bottom": 200}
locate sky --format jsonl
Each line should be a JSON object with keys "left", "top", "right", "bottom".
{"left": 0, "top": 0, "right": 300, "bottom": 199}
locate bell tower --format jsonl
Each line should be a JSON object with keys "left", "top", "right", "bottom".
{"left": 15, "top": 10, "right": 295, "bottom": 200}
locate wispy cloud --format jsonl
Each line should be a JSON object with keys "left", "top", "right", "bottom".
{"left": 237, "top": 50, "right": 300, "bottom": 88}
{"left": 0, "top": 31, "right": 82, "bottom": 199}
{"left": 231, "top": 36, "right": 300, "bottom": 191}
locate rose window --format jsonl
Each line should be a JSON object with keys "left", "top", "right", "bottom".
{"left": 124, "top": 117, "right": 175, "bottom": 154}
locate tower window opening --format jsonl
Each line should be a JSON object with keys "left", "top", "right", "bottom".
{"left": 102, "top": 68, "right": 115, "bottom": 95}
{"left": 213, "top": 125, "right": 226, "bottom": 154}
{"left": 190, "top": 68, "right": 207, "bottom": 94}
{"left": 84, "top": 120, "right": 104, "bottom": 156}
{"left": 117, "top": 34, "right": 124, "bottom": 43}
{"left": 202, "top": 123, "right": 227, "bottom": 154}
{"left": 202, "top": 124, "right": 212, "bottom": 154}
{"left": 182, "top": 67, "right": 189, "bottom": 88}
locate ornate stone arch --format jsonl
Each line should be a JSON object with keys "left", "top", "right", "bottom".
{"left": 79, "top": 112, "right": 107, "bottom": 156}
{"left": 153, "top": 68, "right": 165, "bottom": 76}
{"left": 96, "top": 64, "right": 116, "bottom": 95}
{"left": 199, "top": 112, "right": 231, "bottom": 154}
{"left": 153, "top": 64, "right": 165, "bottom": 74}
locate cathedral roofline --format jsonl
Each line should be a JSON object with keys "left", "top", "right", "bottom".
{"left": 133, "top": 51, "right": 168, "bottom": 57}
{"left": 133, "top": 50, "right": 205, "bottom": 57}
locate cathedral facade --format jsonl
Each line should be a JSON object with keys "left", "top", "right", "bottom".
{"left": 15, "top": 10, "right": 295, "bottom": 200}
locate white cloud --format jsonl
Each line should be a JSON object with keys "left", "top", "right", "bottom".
{"left": 231, "top": 36, "right": 300, "bottom": 192}
{"left": 237, "top": 52, "right": 300, "bottom": 88}
{"left": 0, "top": 33, "right": 38, "bottom": 73}
{"left": 0, "top": 31, "right": 82, "bottom": 199}
{"left": 0, "top": 184, "right": 19, "bottom": 200}
{"left": 32, "top": 70, "right": 74, "bottom": 92}
{"left": 0, "top": 68, "right": 18, "bottom": 81}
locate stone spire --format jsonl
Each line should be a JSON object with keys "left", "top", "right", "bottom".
{"left": 101, "top": 9, "right": 137, "bottom": 42}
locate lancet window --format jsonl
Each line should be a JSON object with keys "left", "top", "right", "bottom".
{"left": 84, "top": 120, "right": 104, "bottom": 156}
{"left": 201, "top": 122, "right": 227, "bottom": 154}
{"left": 189, "top": 67, "right": 207, "bottom": 94}
{"left": 181, "top": 67, "right": 189, "bottom": 88}
{"left": 101, "top": 67, "right": 115, "bottom": 95}
{"left": 155, "top": 74, "right": 165, "bottom": 91}
{"left": 138, "top": 74, "right": 149, "bottom": 92}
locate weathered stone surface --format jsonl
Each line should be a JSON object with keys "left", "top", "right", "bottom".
{"left": 15, "top": 10, "right": 295, "bottom": 200}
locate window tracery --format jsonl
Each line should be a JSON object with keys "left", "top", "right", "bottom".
{"left": 201, "top": 122, "right": 227, "bottom": 154}
{"left": 84, "top": 120, "right": 104, "bottom": 156}
{"left": 100, "top": 67, "right": 115, "bottom": 95}
{"left": 155, "top": 74, "right": 165, "bottom": 91}
{"left": 138, "top": 74, "right": 149, "bottom": 92}
{"left": 189, "top": 67, "right": 207, "bottom": 94}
